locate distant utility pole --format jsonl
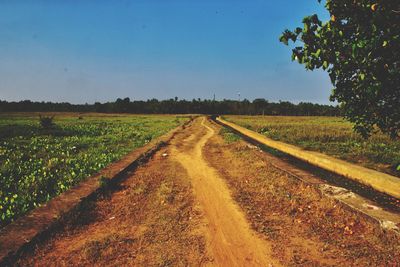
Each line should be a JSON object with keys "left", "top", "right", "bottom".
{"left": 213, "top": 93, "right": 215, "bottom": 101}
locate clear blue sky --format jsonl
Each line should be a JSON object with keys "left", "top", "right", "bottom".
{"left": 0, "top": 0, "right": 331, "bottom": 104}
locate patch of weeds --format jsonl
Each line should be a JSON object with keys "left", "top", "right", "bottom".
{"left": 84, "top": 240, "right": 103, "bottom": 261}
{"left": 98, "top": 175, "right": 110, "bottom": 188}
{"left": 219, "top": 128, "right": 241, "bottom": 144}
{"left": 83, "top": 233, "right": 124, "bottom": 262}
{"left": 39, "top": 115, "right": 55, "bottom": 129}
{"left": 157, "top": 182, "right": 175, "bottom": 204}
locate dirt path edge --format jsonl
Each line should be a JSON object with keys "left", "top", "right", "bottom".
{"left": 0, "top": 117, "right": 194, "bottom": 265}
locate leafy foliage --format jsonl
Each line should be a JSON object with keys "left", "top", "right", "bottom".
{"left": 0, "top": 114, "right": 186, "bottom": 226}
{"left": 39, "top": 115, "right": 55, "bottom": 129}
{"left": 280, "top": 0, "right": 400, "bottom": 138}
{"left": 219, "top": 127, "right": 241, "bottom": 144}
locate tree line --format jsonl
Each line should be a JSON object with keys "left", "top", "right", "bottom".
{"left": 0, "top": 98, "right": 341, "bottom": 116}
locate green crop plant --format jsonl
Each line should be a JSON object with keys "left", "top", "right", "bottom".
{"left": 0, "top": 113, "right": 187, "bottom": 226}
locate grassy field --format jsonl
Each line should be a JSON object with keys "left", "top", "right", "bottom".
{"left": 224, "top": 115, "right": 400, "bottom": 177}
{"left": 0, "top": 113, "right": 187, "bottom": 226}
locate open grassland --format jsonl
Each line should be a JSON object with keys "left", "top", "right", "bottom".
{"left": 224, "top": 115, "right": 400, "bottom": 177}
{"left": 0, "top": 113, "right": 187, "bottom": 226}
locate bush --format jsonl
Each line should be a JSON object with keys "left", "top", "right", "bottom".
{"left": 39, "top": 115, "right": 55, "bottom": 129}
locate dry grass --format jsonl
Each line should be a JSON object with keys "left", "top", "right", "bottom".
{"left": 224, "top": 115, "right": 400, "bottom": 176}
{"left": 204, "top": 127, "right": 400, "bottom": 266}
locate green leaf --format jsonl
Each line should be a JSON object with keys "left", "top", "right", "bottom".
{"left": 352, "top": 44, "right": 357, "bottom": 57}
{"left": 279, "top": 35, "right": 288, "bottom": 45}
{"left": 304, "top": 23, "right": 309, "bottom": 33}
{"left": 295, "top": 27, "right": 302, "bottom": 34}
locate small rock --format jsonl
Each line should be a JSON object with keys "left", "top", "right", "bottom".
{"left": 162, "top": 153, "right": 168, "bottom": 157}
{"left": 246, "top": 144, "right": 258, "bottom": 149}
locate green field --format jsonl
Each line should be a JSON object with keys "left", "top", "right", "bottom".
{"left": 0, "top": 113, "right": 187, "bottom": 226}
{"left": 224, "top": 115, "right": 400, "bottom": 177}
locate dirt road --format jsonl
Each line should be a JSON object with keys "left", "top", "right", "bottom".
{"left": 173, "top": 118, "right": 277, "bottom": 266}
{"left": 16, "top": 117, "right": 400, "bottom": 266}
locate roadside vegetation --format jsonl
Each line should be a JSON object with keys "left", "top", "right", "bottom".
{"left": 224, "top": 115, "right": 400, "bottom": 177}
{"left": 0, "top": 113, "right": 187, "bottom": 226}
{"left": 219, "top": 128, "right": 241, "bottom": 144}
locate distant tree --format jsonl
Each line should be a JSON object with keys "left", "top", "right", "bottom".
{"left": 280, "top": 0, "right": 400, "bottom": 138}
{"left": 94, "top": 102, "right": 103, "bottom": 113}
{"left": 39, "top": 115, "right": 55, "bottom": 129}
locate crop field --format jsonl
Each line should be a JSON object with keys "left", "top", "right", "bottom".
{"left": 224, "top": 115, "right": 400, "bottom": 177}
{"left": 0, "top": 113, "right": 187, "bottom": 226}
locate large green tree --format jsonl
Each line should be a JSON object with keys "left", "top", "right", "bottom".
{"left": 280, "top": 0, "right": 400, "bottom": 138}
